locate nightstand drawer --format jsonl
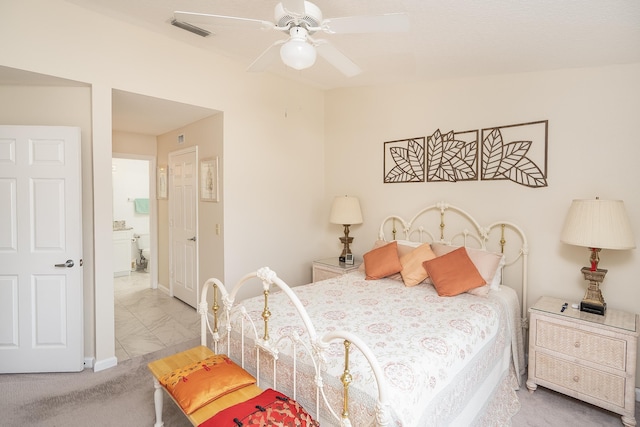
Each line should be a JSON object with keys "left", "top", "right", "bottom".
{"left": 314, "top": 268, "right": 341, "bottom": 282}
{"left": 535, "top": 319, "right": 626, "bottom": 370}
{"left": 534, "top": 352, "right": 625, "bottom": 408}
{"left": 312, "top": 257, "right": 362, "bottom": 283}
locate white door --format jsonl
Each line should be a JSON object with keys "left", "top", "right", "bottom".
{"left": 169, "top": 147, "right": 198, "bottom": 308}
{"left": 0, "top": 125, "right": 83, "bottom": 373}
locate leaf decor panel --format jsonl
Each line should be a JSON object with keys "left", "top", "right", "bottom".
{"left": 426, "top": 129, "right": 478, "bottom": 182}
{"left": 382, "top": 120, "right": 548, "bottom": 188}
{"left": 481, "top": 120, "right": 548, "bottom": 188}
{"left": 383, "top": 137, "right": 425, "bottom": 183}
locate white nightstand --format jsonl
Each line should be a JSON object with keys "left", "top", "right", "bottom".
{"left": 526, "top": 296, "right": 638, "bottom": 427}
{"left": 312, "top": 257, "right": 362, "bottom": 283}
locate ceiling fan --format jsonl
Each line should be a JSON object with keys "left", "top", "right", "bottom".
{"left": 172, "top": 0, "right": 409, "bottom": 77}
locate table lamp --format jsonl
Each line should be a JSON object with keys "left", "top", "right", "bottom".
{"left": 329, "top": 196, "right": 363, "bottom": 262}
{"left": 560, "top": 198, "right": 635, "bottom": 315}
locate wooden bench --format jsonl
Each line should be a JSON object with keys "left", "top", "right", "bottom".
{"left": 147, "top": 345, "right": 263, "bottom": 426}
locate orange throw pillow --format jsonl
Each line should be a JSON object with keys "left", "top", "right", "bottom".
{"left": 363, "top": 241, "right": 403, "bottom": 280}
{"left": 423, "top": 247, "right": 486, "bottom": 296}
{"left": 159, "top": 354, "right": 256, "bottom": 414}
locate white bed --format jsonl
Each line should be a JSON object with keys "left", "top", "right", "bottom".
{"left": 206, "top": 202, "right": 528, "bottom": 426}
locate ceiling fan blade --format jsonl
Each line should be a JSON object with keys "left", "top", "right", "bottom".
{"left": 281, "top": 0, "right": 306, "bottom": 17}
{"left": 314, "top": 40, "right": 362, "bottom": 77}
{"left": 174, "top": 11, "right": 274, "bottom": 31}
{"left": 322, "top": 13, "right": 409, "bottom": 34}
{"left": 247, "top": 40, "right": 286, "bottom": 72}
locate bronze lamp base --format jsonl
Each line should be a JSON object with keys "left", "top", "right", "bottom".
{"left": 579, "top": 267, "right": 607, "bottom": 315}
{"left": 338, "top": 224, "right": 354, "bottom": 261}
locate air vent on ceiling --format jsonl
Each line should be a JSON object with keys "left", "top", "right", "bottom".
{"left": 170, "top": 19, "right": 211, "bottom": 37}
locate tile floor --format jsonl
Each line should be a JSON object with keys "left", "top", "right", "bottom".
{"left": 114, "top": 271, "right": 200, "bottom": 361}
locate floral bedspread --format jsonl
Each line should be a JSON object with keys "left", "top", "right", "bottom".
{"left": 226, "top": 271, "right": 522, "bottom": 426}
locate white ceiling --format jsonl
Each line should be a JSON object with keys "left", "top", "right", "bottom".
{"left": 4, "top": 1, "right": 639, "bottom": 135}
{"left": 64, "top": 0, "right": 640, "bottom": 90}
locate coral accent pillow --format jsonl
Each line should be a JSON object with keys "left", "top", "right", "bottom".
{"left": 431, "top": 243, "right": 504, "bottom": 294}
{"left": 363, "top": 241, "right": 403, "bottom": 280}
{"left": 423, "top": 247, "right": 486, "bottom": 296}
{"left": 159, "top": 354, "right": 256, "bottom": 414}
{"left": 399, "top": 243, "right": 437, "bottom": 287}
{"left": 359, "top": 240, "right": 423, "bottom": 281}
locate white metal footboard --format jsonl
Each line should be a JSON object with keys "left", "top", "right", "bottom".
{"left": 198, "top": 267, "right": 390, "bottom": 426}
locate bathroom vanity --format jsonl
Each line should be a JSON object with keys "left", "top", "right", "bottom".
{"left": 113, "top": 227, "right": 133, "bottom": 277}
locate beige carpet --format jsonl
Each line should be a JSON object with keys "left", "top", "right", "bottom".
{"left": 1, "top": 338, "right": 637, "bottom": 426}
{"left": 513, "top": 383, "right": 639, "bottom": 426}
{"left": 0, "top": 339, "right": 198, "bottom": 427}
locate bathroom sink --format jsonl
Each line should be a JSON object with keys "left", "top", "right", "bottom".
{"left": 113, "top": 220, "right": 132, "bottom": 231}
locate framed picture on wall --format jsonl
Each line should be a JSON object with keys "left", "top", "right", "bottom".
{"left": 200, "top": 157, "right": 219, "bottom": 202}
{"left": 157, "top": 165, "right": 168, "bottom": 199}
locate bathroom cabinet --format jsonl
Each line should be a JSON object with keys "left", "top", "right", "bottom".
{"left": 113, "top": 229, "right": 133, "bottom": 276}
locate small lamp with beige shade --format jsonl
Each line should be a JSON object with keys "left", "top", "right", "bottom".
{"left": 560, "top": 198, "right": 635, "bottom": 315}
{"left": 329, "top": 196, "right": 363, "bottom": 262}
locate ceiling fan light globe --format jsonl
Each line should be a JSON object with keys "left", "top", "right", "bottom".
{"left": 280, "top": 39, "right": 316, "bottom": 70}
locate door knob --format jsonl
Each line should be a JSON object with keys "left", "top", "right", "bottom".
{"left": 188, "top": 236, "right": 197, "bottom": 241}
{"left": 55, "top": 259, "right": 75, "bottom": 268}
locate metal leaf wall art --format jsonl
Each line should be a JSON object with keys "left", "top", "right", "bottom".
{"left": 426, "top": 129, "right": 478, "bottom": 182}
{"left": 481, "top": 121, "right": 548, "bottom": 187}
{"left": 383, "top": 120, "right": 548, "bottom": 188}
{"left": 383, "top": 137, "right": 425, "bottom": 183}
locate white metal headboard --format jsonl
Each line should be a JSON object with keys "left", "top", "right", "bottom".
{"left": 377, "top": 201, "right": 529, "bottom": 330}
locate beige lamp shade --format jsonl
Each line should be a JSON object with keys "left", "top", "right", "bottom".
{"left": 329, "top": 196, "right": 363, "bottom": 225}
{"left": 560, "top": 199, "right": 636, "bottom": 250}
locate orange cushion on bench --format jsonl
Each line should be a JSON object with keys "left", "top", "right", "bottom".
{"left": 158, "top": 354, "right": 256, "bottom": 414}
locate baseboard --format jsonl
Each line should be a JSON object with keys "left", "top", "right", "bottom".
{"left": 83, "top": 357, "right": 95, "bottom": 369}
{"left": 93, "top": 356, "right": 117, "bottom": 372}
{"left": 157, "top": 282, "right": 170, "bottom": 295}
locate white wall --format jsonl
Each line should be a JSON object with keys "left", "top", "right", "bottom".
{"left": 325, "top": 63, "right": 640, "bottom": 387}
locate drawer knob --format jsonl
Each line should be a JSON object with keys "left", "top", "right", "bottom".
{"left": 573, "top": 375, "right": 580, "bottom": 382}
{"left": 574, "top": 341, "right": 581, "bottom": 348}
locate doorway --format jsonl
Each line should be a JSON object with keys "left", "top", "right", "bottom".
{"left": 111, "top": 154, "right": 158, "bottom": 290}
{"left": 111, "top": 154, "right": 164, "bottom": 360}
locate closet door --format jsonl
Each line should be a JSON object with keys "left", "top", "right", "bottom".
{"left": 0, "top": 125, "right": 84, "bottom": 373}
{"left": 168, "top": 146, "right": 198, "bottom": 308}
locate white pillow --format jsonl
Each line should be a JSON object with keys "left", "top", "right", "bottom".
{"left": 491, "top": 255, "right": 506, "bottom": 289}
{"left": 395, "top": 239, "right": 423, "bottom": 247}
